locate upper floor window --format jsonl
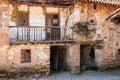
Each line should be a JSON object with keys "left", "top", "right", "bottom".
{"left": 18, "top": 11, "right": 29, "bottom": 26}
{"left": 46, "top": 14, "right": 59, "bottom": 26}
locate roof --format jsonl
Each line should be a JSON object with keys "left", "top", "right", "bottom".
{"left": 105, "top": 8, "right": 120, "bottom": 24}
{"left": 79, "top": 0, "right": 120, "bottom": 6}
{"left": 10, "top": 0, "right": 75, "bottom": 5}
{"left": 10, "top": 0, "right": 120, "bottom": 6}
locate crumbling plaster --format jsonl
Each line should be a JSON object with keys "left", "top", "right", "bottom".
{"left": 67, "top": 2, "right": 120, "bottom": 67}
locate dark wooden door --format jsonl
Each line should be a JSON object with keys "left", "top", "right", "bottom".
{"left": 46, "top": 14, "right": 60, "bottom": 40}
{"left": 50, "top": 46, "right": 66, "bottom": 72}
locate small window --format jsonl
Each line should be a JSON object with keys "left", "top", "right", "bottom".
{"left": 18, "top": 11, "right": 29, "bottom": 26}
{"left": 118, "top": 49, "right": 120, "bottom": 55}
{"left": 21, "top": 49, "right": 31, "bottom": 63}
{"left": 93, "top": 4, "right": 97, "bottom": 10}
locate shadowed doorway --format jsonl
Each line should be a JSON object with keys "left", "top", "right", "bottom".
{"left": 80, "top": 44, "right": 98, "bottom": 70}
{"left": 50, "top": 46, "right": 67, "bottom": 72}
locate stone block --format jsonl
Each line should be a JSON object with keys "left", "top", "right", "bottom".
{"left": 71, "top": 66, "right": 80, "bottom": 74}
{"left": 0, "top": 22, "right": 3, "bottom": 27}
{"left": 2, "top": 12, "right": 8, "bottom": 18}
{"left": 0, "top": 57, "right": 6, "bottom": 61}
{"left": 44, "top": 48, "right": 50, "bottom": 52}
{"left": 0, "top": 7, "right": 8, "bottom": 12}
{"left": 45, "top": 46, "right": 50, "bottom": 48}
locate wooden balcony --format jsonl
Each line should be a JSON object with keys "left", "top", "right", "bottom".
{"left": 10, "top": 26, "right": 74, "bottom": 44}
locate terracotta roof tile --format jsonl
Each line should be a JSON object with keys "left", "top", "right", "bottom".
{"left": 88, "top": 0, "right": 120, "bottom": 6}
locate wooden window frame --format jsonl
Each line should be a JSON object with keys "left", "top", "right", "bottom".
{"left": 21, "top": 49, "right": 31, "bottom": 63}
{"left": 18, "top": 11, "right": 29, "bottom": 26}
{"left": 45, "top": 13, "right": 60, "bottom": 26}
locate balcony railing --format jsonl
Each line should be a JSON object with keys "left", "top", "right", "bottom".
{"left": 10, "top": 26, "right": 74, "bottom": 43}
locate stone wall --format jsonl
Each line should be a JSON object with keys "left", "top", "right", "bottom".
{"left": 0, "top": 0, "right": 9, "bottom": 71}
{"left": 7, "top": 44, "right": 50, "bottom": 74}
{"left": 3, "top": 43, "right": 79, "bottom": 75}
{"left": 65, "top": 44, "right": 80, "bottom": 73}
{"left": 0, "top": 0, "right": 120, "bottom": 74}
{"left": 66, "top": 2, "right": 120, "bottom": 69}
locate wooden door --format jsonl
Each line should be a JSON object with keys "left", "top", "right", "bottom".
{"left": 46, "top": 14, "right": 60, "bottom": 40}
{"left": 18, "top": 11, "right": 30, "bottom": 41}
{"left": 50, "top": 46, "right": 67, "bottom": 72}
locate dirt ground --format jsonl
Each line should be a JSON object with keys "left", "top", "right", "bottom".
{"left": 1, "top": 70, "right": 120, "bottom": 80}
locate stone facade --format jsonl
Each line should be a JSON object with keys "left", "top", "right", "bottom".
{"left": 7, "top": 44, "right": 50, "bottom": 74}
{"left": 0, "top": 0, "right": 9, "bottom": 71}
{"left": 68, "top": 2, "right": 120, "bottom": 69}
{"left": 0, "top": 0, "right": 120, "bottom": 75}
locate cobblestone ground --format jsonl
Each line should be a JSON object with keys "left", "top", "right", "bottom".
{"left": 1, "top": 70, "right": 120, "bottom": 80}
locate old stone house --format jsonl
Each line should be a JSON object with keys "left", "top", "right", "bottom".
{"left": 0, "top": 0, "right": 120, "bottom": 75}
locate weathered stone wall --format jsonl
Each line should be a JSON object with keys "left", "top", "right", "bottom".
{"left": 65, "top": 44, "right": 80, "bottom": 73}
{"left": 66, "top": 2, "right": 120, "bottom": 69}
{"left": 8, "top": 3, "right": 78, "bottom": 74}
{"left": 7, "top": 44, "right": 50, "bottom": 74}
{"left": 6, "top": 43, "right": 78, "bottom": 74}
{"left": 0, "top": 0, "right": 120, "bottom": 74}
{"left": 0, "top": 0, "right": 9, "bottom": 71}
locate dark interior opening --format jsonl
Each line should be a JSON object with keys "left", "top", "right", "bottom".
{"left": 93, "top": 4, "right": 97, "bottom": 10}
{"left": 80, "top": 44, "right": 98, "bottom": 70}
{"left": 50, "top": 46, "right": 67, "bottom": 72}
{"left": 118, "top": 49, "right": 120, "bottom": 55}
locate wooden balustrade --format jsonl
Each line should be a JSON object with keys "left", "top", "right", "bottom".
{"left": 10, "top": 26, "right": 74, "bottom": 43}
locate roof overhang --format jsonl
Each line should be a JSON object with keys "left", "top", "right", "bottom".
{"left": 105, "top": 8, "right": 120, "bottom": 25}
{"left": 9, "top": 0, "right": 76, "bottom": 6}
{"left": 78, "top": 0, "right": 120, "bottom": 6}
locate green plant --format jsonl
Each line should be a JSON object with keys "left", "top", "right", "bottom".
{"left": 79, "top": 66, "right": 85, "bottom": 74}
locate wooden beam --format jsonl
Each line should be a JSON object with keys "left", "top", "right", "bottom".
{"left": 105, "top": 8, "right": 120, "bottom": 21}
{"left": 9, "top": 0, "right": 74, "bottom": 6}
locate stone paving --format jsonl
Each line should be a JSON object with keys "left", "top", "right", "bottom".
{"left": 1, "top": 70, "right": 120, "bottom": 80}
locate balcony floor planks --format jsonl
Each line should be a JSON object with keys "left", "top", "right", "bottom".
{"left": 10, "top": 40, "right": 74, "bottom": 44}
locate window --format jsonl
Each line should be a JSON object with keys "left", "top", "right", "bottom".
{"left": 93, "top": 4, "right": 97, "bottom": 10}
{"left": 118, "top": 49, "right": 120, "bottom": 55}
{"left": 21, "top": 49, "right": 31, "bottom": 63}
{"left": 46, "top": 14, "right": 59, "bottom": 26}
{"left": 18, "top": 11, "right": 29, "bottom": 26}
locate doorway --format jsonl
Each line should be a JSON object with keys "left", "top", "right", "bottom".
{"left": 50, "top": 46, "right": 67, "bottom": 72}
{"left": 80, "top": 44, "right": 98, "bottom": 70}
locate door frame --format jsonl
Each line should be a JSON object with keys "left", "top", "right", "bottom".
{"left": 45, "top": 13, "right": 60, "bottom": 40}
